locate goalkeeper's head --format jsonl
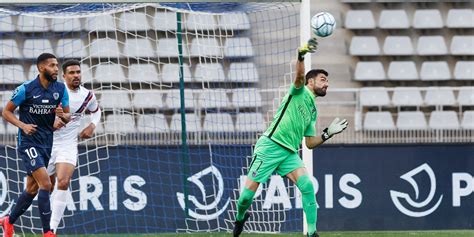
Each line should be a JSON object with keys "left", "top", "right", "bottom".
{"left": 62, "top": 59, "right": 82, "bottom": 90}
{"left": 305, "top": 69, "right": 328, "bottom": 97}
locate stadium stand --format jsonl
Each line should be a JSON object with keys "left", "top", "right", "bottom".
{"left": 354, "top": 62, "right": 385, "bottom": 81}
{"left": 136, "top": 113, "right": 169, "bottom": 133}
{"left": 428, "top": 111, "right": 460, "bottom": 130}
{"left": 363, "top": 112, "right": 396, "bottom": 130}
{"left": 218, "top": 13, "right": 251, "bottom": 30}
{"left": 378, "top": 10, "right": 410, "bottom": 29}
{"left": 396, "top": 111, "right": 428, "bottom": 130}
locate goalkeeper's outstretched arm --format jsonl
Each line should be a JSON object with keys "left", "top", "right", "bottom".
{"left": 305, "top": 117, "right": 348, "bottom": 149}
{"left": 294, "top": 38, "right": 318, "bottom": 88}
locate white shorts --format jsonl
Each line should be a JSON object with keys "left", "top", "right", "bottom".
{"left": 47, "top": 145, "right": 78, "bottom": 175}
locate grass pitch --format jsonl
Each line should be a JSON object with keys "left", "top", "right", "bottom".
{"left": 30, "top": 230, "right": 473, "bottom": 237}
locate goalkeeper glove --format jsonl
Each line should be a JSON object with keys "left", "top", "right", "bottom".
{"left": 297, "top": 37, "right": 318, "bottom": 61}
{"left": 321, "top": 118, "right": 348, "bottom": 141}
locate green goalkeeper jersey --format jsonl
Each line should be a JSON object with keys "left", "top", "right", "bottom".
{"left": 263, "top": 84, "right": 318, "bottom": 152}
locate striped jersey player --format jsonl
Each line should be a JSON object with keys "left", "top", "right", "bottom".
{"left": 47, "top": 59, "right": 101, "bottom": 234}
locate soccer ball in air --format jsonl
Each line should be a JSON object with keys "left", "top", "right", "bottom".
{"left": 311, "top": 12, "right": 336, "bottom": 37}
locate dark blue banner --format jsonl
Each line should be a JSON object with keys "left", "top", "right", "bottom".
{"left": 0, "top": 144, "right": 472, "bottom": 234}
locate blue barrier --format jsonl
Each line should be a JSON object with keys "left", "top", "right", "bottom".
{"left": 0, "top": 144, "right": 472, "bottom": 233}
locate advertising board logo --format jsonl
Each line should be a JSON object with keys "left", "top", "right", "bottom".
{"left": 176, "top": 165, "right": 230, "bottom": 221}
{"left": 390, "top": 163, "right": 443, "bottom": 217}
{"left": 0, "top": 171, "right": 14, "bottom": 218}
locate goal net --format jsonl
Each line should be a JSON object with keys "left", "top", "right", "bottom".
{"left": 0, "top": 2, "right": 305, "bottom": 235}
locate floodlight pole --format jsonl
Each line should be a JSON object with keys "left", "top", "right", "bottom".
{"left": 300, "top": 0, "right": 312, "bottom": 235}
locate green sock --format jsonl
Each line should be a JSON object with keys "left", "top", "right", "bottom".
{"left": 236, "top": 187, "right": 255, "bottom": 222}
{"left": 296, "top": 175, "right": 317, "bottom": 234}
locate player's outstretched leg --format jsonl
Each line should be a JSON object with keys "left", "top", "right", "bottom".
{"left": 296, "top": 174, "right": 318, "bottom": 236}
{"left": 233, "top": 184, "right": 256, "bottom": 236}
{"left": 307, "top": 232, "right": 320, "bottom": 237}
{"left": 3, "top": 191, "right": 36, "bottom": 237}
{"left": 233, "top": 212, "right": 250, "bottom": 237}
{"left": 0, "top": 215, "right": 15, "bottom": 237}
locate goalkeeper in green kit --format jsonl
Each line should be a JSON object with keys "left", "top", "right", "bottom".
{"left": 233, "top": 38, "right": 348, "bottom": 237}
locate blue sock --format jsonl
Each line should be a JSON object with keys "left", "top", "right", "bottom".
{"left": 37, "top": 189, "right": 52, "bottom": 233}
{"left": 9, "top": 190, "right": 35, "bottom": 224}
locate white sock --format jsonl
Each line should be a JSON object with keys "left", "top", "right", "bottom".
{"left": 50, "top": 189, "right": 68, "bottom": 232}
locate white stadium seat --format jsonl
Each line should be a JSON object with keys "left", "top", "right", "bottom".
{"left": 0, "top": 121, "right": 18, "bottom": 135}
{"left": 137, "top": 113, "right": 168, "bottom": 133}
{"left": 89, "top": 38, "right": 120, "bottom": 58}
{"left": 186, "top": 13, "right": 217, "bottom": 31}
{"left": 161, "top": 63, "right": 192, "bottom": 83}
{"left": 0, "top": 14, "right": 14, "bottom": 32}
{"left": 379, "top": 10, "right": 410, "bottom": 29}
{"left": 203, "top": 113, "right": 234, "bottom": 132}
{"left": 28, "top": 65, "right": 39, "bottom": 81}
{"left": 157, "top": 38, "right": 189, "bottom": 58}
{"left": 219, "top": 13, "right": 250, "bottom": 30}
{"left": 80, "top": 64, "right": 93, "bottom": 84}
{"left": 457, "top": 87, "right": 474, "bottom": 106}
{"left": 461, "top": 111, "right": 474, "bottom": 129}
{"left": 85, "top": 14, "right": 116, "bottom": 32}
{"left": 154, "top": 11, "right": 177, "bottom": 31}
{"left": 354, "top": 62, "right": 385, "bottom": 81}
{"left": 447, "top": 9, "right": 474, "bottom": 28}
{"left": 123, "top": 38, "right": 155, "bottom": 58}
{"left": 232, "top": 88, "right": 262, "bottom": 108}
{"left": 104, "top": 114, "right": 136, "bottom": 133}
{"left": 451, "top": 36, "right": 474, "bottom": 55}
{"left": 198, "top": 89, "right": 230, "bottom": 109}
{"left": 23, "top": 39, "right": 54, "bottom": 59}
{"left": 236, "top": 113, "right": 266, "bottom": 132}
{"left": 345, "top": 10, "right": 375, "bottom": 29}
{"left": 388, "top": 61, "right": 418, "bottom": 81}
{"left": 420, "top": 61, "right": 450, "bottom": 81}
{"left": 350, "top": 36, "right": 380, "bottom": 56}
{"left": 17, "top": 15, "right": 49, "bottom": 32}
{"left": 359, "top": 87, "right": 390, "bottom": 107}
{"left": 413, "top": 9, "right": 443, "bottom": 29}
{"left": 170, "top": 113, "right": 201, "bottom": 132}
{"left": 128, "top": 64, "right": 160, "bottom": 83}
{"left": 0, "top": 65, "right": 25, "bottom": 84}
{"left": 51, "top": 18, "right": 82, "bottom": 32}
{"left": 417, "top": 36, "right": 447, "bottom": 55}
{"left": 454, "top": 61, "right": 474, "bottom": 80}
{"left": 383, "top": 36, "right": 414, "bottom": 55}
{"left": 424, "top": 87, "right": 456, "bottom": 106}
{"left": 224, "top": 37, "right": 254, "bottom": 58}
{"left": 194, "top": 63, "right": 225, "bottom": 82}
{"left": 397, "top": 111, "right": 427, "bottom": 130}
{"left": 363, "top": 112, "right": 396, "bottom": 130}
{"left": 56, "top": 39, "right": 87, "bottom": 58}
{"left": 132, "top": 90, "right": 164, "bottom": 109}
{"left": 228, "top": 63, "right": 259, "bottom": 82}
{"left": 190, "top": 38, "right": 221, "bottom": 57}
{"left": 94, "top": 63, "right": 127, "bottom": 83}
{"left": 165, "top": 89, "right": 196, "bottom": 109}
{"left": 0, "top": 91, "right": 13, "bottom": 106}
{"left": 119, "top": 12, "right": 151, "bottom": 31}
{"left": 429, "top": 111, "right": 459, "bottom": 130}
{"left": 0, "top": 39, "right": 21, "bottom": 59}
{"left": 5, "top": 122, "right": 18, "bottom": 134}
{"left": 98, "top": 90, "right": 131, "bottom": 109}
{"left": 392, "top": 87, "right": 423, "bottom": 106}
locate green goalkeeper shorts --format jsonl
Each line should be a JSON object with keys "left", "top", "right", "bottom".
{"left": 247, "top": 136, "right": 305, "bottom": 183}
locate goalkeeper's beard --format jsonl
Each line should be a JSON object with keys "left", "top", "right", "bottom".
{"left": 314, "top": 87, "right": 326, "bottom": 97}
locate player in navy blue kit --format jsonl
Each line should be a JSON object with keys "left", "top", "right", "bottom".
{"left": 0, "top": 53, "right": 70, "bottom": 237}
